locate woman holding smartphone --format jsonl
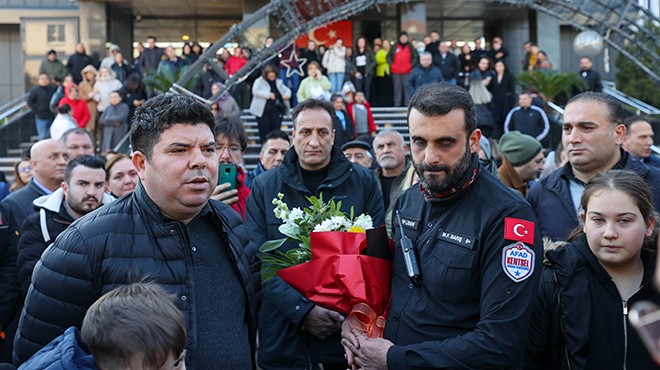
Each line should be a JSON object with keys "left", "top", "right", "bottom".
{"left": 525, "top": 170, "right": 660, "bottom": 369}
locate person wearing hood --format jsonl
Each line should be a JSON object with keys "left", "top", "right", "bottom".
{"left": 387, "top": 31, "right": 418, "bottom": 107}
{"left": 98, "top": 91, "right": 129, "bottom": 153}
{"left": 78, "top": 65, "right": 98, "bottom": 133}
{"left": 92, "top": 67, "right": 123, "bottom": 115}
{"left": 58, "top": 84, "right": 90, "bottom": 128}
{"left": 406, "top": 52, "right": 442, "bottom": 96}
{"left": 16, "top": 155, "right": 112, "bottom": 300}
{"left": 66, "top": 43, "right": 96, "bottom": 84}
{"left": 100, "top": 44, "right": 120, "bottom": 70}
{"left": 210, "top": 82, "right": 241, "bottom": 120}
{"left": 39, "top": 50, "right": 67, "bottom": 82}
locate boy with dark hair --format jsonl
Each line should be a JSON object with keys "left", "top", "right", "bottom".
{"left": 82, "top": 282, "right": 187, "bottom": 370}
{"left": 17, "top": 282, "right": 186, "bottom": 370}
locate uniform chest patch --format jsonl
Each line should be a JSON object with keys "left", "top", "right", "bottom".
{"left": 502, "top": 242, "right": 535, "bottom": 283}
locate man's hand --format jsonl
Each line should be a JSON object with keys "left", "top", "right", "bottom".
{"left": 341, "top": 320, "right": 359, "bottom": 369}
{"left": 302, "top": 305, "right": 344, "bottom": 339}
{"left": 211, "top": 183, "right": 238, "bottom": 205}
{"left": 342, "top": 327, "right": 393, "bottom": 370}
{"left": 269, "top": 92, "right": 276, "bottom": 100}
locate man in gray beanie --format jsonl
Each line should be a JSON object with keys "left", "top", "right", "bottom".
{"left": 498, "top": 131, "right": 544, "bottom": 197}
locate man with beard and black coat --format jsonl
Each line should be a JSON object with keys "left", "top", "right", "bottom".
{"left": 16, "top": 155, "right": 114, "bottom": 299}
{"left": 246, "top": 98, "right": 384, "bottom": 370}
{"left": 13, "top": 94, "right": 259, "bottom": 370}
{"left": 341, "top": 82, "right": 542, "bottom": 369}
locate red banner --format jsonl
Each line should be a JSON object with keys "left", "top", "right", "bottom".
{"left": 296, "top": 20, "right": 353, "bottom": 48}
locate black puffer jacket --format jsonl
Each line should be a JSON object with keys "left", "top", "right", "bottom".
{"left": 525, "top": 236, "right": 660, "bottom": 370}
{"left": 13, "top": 182, "right": 260, "bottom": 368}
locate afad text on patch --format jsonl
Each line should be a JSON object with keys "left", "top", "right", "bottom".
{"left": 502, "top": 242, "right": 535, "bottom": 283}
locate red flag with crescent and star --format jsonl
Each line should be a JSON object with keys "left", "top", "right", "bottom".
{"left": 296, "top": 20, "right": 353, "bottom": 48}
{"left": 504, "top": 217, "right": 535, "bottom": 245}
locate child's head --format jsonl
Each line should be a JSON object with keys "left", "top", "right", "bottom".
{"left": 81, "top": 282, "right": 187, "bottom": 370}
{"left": 355, "top": 91, "right": 366, "bottom": 104}
{"left": 578, "top": 170, "right": 656, "bottom": 268}
{"left": 109, "top": 91, "right": 122, "bottom": 106}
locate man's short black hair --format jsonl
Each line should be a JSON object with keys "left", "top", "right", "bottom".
{"left": 407, "top": 82, "right": 477, "bottom": 134}
{"left": 58, "top": 104, "right": 71, "bottom": 114}
{"left": 291, "top": 98, "right": 336, "bottom": 129}
{"left": 623, "top": 115, "right": 652, "bottom": 130}
{"left": 214, "top": 115, "right": 248, "bottom": 151}
{"left": 64, "top": 155, "right": 106, "bottom": 183}
{"left": 130, "top": 94, "right": 214, "bottom": 160}
{"left": 567, "top": 91, "right": 626, "bottom": 127}
{"left": 146, "top": 36, "right": 157, "bottom": 41}
{"left": 263, "top": 130, "right": 290, "bottom": 148}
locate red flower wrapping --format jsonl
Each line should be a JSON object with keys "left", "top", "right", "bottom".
{"left": 277, "top": 229, "right": 393, "bottom": 337}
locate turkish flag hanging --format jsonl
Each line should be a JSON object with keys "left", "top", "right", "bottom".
{"left": 504, "top": 217, "right": 535, "bottom": 245}
{"left": 296, "top": 20, "right": 353, "bottom": 48}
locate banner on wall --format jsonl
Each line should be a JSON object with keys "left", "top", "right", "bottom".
{"left": 296, "top": 20, "right": 353, "bottom": 48}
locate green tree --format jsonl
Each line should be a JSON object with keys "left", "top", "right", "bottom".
{"left": 517, "top": 70, "right": 586, "bottom": 103}
{"left": 615, "top": 20, "right": 660, "bottom": 108}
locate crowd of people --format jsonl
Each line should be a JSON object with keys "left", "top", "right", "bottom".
{"left": 0, "top": 28, "right": 656, "bottom": 370}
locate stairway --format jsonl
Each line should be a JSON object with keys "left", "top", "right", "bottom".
{"left": 0, "top": 107, "right": 409, "bottom": 183}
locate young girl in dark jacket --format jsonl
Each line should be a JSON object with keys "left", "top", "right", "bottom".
{"left": 525, "top": 170, "right": 660, "bottom": 370}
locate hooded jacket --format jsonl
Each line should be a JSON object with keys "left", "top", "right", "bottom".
{"left": 17, "top": 327, "right": 95, "bottom": 370}
{"left": 58, "top": 85, "right": 90, "bottom": 128}
{"left": 246, "top": 146, "right": 385, "bottom": 369}
{"left": 525, "top": 236, "right": 660, "bottom": 370}
{"left": 13, "top": 182, "right": 260, "bottom": 368}
{"left": 16, "top": 188, "right": 115, "bottom": 299}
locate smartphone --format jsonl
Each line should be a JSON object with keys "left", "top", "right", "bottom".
{"left": 217, "top": 163, "right": 237, "bottom": 191}
{"left": 629, "top": 301, "right": 660, "bottom": 365}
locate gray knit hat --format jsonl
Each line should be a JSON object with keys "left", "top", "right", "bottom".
{"left": 499, "top": 131, "right": 542, "bottom": 166}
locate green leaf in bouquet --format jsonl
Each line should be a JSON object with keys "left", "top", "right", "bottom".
{"left": 259, "top": 238, "right": 288, "bottom": 253}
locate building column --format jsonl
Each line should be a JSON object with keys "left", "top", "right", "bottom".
{"left": 535, "top": 11, "right": 561, "bottom": 70}
{"left": 78, "top": 0, "right": 107, "bottom": 60}
{"left": 399, "top": 2, "right": 426, "bottom": 41}
{"left": 502, "top": 16, "right": 530, "bottom": 75}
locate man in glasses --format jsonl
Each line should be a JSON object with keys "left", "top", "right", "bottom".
{"left": 211, "top": 116, "right": 251, "bottom": 220}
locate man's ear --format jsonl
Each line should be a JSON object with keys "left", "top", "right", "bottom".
{"left": 469, "top": 129, "right": 482, "bottom": 154}
{"left": 614, "top": 124, "right": 626, "bottom": 146}
{"left": 131, "top": 151, "right": 147, "bottom": 181}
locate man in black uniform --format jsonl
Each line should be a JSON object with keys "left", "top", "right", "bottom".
{"left": 342, "top": 82, "right": 542, "bottom": 369}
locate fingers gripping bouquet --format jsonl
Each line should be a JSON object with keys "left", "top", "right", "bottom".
{"left": 260, "top": 193, "right": 393, "bottom": 337}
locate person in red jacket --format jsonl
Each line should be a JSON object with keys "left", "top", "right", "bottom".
{"left": 346, "top": 91, "right": 377, "bottom": 138}
{"left": 58, "top": 84, "right": 90, "bottom": 129}
{"left": 386, "top": 31, "right": 419, "bottom": 107}
{"left": 224, "top": 46, "right": 248, "bottom": 77}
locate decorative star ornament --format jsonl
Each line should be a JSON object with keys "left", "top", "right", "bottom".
{"left": 281, "top": 49, "right": 308, "bottom": 78}
{"left": 328, "top": 29, "right": 337, "bottom": 39}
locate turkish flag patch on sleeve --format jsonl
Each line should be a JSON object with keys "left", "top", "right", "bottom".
{"left": 504, "top": 217, "right": 535, "bottom": 244}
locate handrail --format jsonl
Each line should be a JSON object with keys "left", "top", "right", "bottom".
{"left": 546, "top": 101, "right": 565, "bottom": 115}
{"left": 0, "top": 93, "right": 29, "bottom": 123}
{"left": 602, "top": 80, "right": 660, "bottom": 116}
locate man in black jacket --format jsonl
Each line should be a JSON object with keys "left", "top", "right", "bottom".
{"left": 16, "top": 155, "right": 113, "bottom": 299}
{"left": 579, "top": 56, "right": 603, "bottom": 92}
{"left": 0, "top": 139, "right": 69, "bottom": 235}
{"left": 13, "top": 94, "right": 260, "bottom": 370}
{"left": 527, "top": 92, "right": 660, "bottom": 241}
{"left": 0, "top": 211, "right": 19, "bottom": 362}
{"left": 341, "top": 82, "right": 542, "bottom": 369}
{"left": 66, "top": 43, "right": 95, "bottom": 84}
{"left": 503, "top": 93, "right": 550, "bottom": 143}
{"left": 27, "top": 73, "right": 56, "bottom": 140}
{"left": 433, "top": 42, "right": 460, "bottom": 85}
{"left": 246, "top": 98, "right": 384, "bottom": 369}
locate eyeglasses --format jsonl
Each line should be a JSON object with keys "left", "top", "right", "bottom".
{"left": 18, "top": 166, "right": 32, "bottom": 173}
{"left": 216, "top": 145, "right": 241, "bottom": 153}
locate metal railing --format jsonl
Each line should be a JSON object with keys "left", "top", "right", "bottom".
{"left": 0, "top": 93, "right": 29, "bottom": 124}
{"left": 602, "top": 81, "right": 660, "bottom": 116}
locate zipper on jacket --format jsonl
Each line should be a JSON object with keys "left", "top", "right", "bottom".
{"left": 623, "top": 300, "right": 628, "bottom": 370}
